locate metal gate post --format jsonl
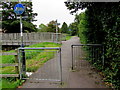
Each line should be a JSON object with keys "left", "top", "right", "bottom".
{"left": 71, "top": 45, "right": 74, "bottom": 70}
{"left": 59, "top": 48, "right": 62, "bottom": 84}
{"left": 21, "top": 49, "right": 26, "bottom": 74}
{"left": 18, "top": 49, "right": 22, "bottom": 80}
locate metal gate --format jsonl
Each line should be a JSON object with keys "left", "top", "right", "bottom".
{"left": 71, "top": 44, "right": 104, "bottom": 70}
{"left": 18, "top": 47, "right": 62, "bottom": 83}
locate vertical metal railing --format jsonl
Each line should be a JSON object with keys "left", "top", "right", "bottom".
{"left": 59, "top": 48, "right": 62, "bottom": 84}
{"left": 71, "top": 44, "right": 104, "bottom": 70}
{"left": 18, "top": 47, "right": 62, "bottom": 83}
{"left": 71, "top": 45, "right": 74, "bottom": 70}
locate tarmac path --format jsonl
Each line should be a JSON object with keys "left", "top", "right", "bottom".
{"left": 21, "top": 36, "right": 107, "bottom": 88}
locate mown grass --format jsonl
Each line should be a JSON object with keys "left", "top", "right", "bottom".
{"left": 61, "top": 34, "right": 72, "bottom": 41}
{"left": 1, "top": 79, "right": 23, "bottom": 88}
{"left": 66, "top": 35, "right": 72, "bottom": 41}
{"left": 1, "top": 42, "right": 61, "bottom": 88}
{"left": 26, "top": 51, "right": 55, "bottom": 72}
{"left": 1, "top": 42, "right": 61, "bottom": 74}
{"left": 1, "top": 42, "right": 61, "bottom": 64}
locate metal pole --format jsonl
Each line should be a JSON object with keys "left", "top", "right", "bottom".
{"left": 19, "top": 0, "right": 23, "bottom": 47}
{"left": 59, "top": 48, "right": 62, "bottom": 85}
{"left": 20, "top": 15, "right": 23, "bottom": 47}
{"left": 56, "top": 20, "right": 58, "bottom": 42}
{"left": 71, "top": 45, "right": 74, "bottom": 70}
{"left": 18, "top": 49, "right": 22, "bottom": 79}
{"left": 20, "top": 15, "right": 26, "bottom": 74}
{"left": 19, "top": 0, "right": 26, "bottom": 74}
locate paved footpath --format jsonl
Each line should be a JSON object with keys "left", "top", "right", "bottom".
{"left": 21, "top": 36, "right": 107, "bottom": 88}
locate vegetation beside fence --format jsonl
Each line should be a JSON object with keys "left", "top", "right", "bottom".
{"left": 80, "top": 4, "right": 119, "bottom": 89}
{"left": 65, "top": 2, "right": 120, "bottom": 89}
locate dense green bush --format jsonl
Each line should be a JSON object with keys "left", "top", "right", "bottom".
{"left": 65, "top": 2, "right": 120, "bottom": 89}
{"left": 79, "top": 3, "right": 120, "bottom": 89}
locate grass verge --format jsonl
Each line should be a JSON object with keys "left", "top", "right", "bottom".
{"left": 66, "top": 35, "right": 72, "bottom": 41}
{"left": 1, "top": 42, "right": 61, "bottom": 88}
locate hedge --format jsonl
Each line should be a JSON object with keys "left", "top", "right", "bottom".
{"left": 77, "top": 3, "right": 120, "bottom": 89}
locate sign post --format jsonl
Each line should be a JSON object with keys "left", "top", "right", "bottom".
{"left": 14, "top": 3, "right": 26, "bottom": 74}
{"left": 54, "top": 20, "right": 60, "bottom": 42}
{"left": 14, "top": 3, "right": 25, "bottom": 46}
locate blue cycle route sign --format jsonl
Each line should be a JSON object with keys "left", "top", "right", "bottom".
{"left": 14, "top": 3, "right": 25, "bottom": 15}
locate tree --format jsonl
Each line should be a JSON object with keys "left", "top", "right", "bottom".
{"left": 61, "top": 22, "right": 68, "bottom": 33}
{"left": 65, "top": 2, "right": 120, "bottom": 89}
{"left": 69, "top": 22, "right": 78, "bottom": 36}
{"left": 1, "top": 2, "right": 38, "bottom": 33}
{"left": 38, "top": 24, "right": 48, "bottom": 32}
{"left": 45, "top": 20, "right": 60, "bottom": 33}
{"left": 46, "top": 20, "right": 56, "bottom": 32}
{"left": 2, "top": 2, "right": 37, "bottom": 22}
{"left": 68, "top": 14, "right": 79, "bottom": 36}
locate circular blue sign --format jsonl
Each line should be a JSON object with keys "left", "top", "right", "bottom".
{"left": 14, "top": 4, "right": 25, "bottom": 15}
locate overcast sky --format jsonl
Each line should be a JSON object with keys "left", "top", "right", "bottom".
{"left": 32, "top": 0, "right": 84, "bottom": 28}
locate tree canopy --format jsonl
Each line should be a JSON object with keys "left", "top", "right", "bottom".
{"left": 61, "top": 22, "right": 68, "bottom": 33}
{"left": 65, "top": 1, "right": 120, "bottom": 89}
{"left": 1, "top": 2, "right": 38, "bottom": 33}
{"left": 38, "top": 20, "right": 60, "bottom": 33}
{"left": 38, "top": 24, "right": 48, "bottom": 32}
{"left": 46, "top": 20, "right": 56, "bottom": 32}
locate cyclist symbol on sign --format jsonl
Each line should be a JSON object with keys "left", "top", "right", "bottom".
{"left": 14, "top": 4, "right": 25, "bottom": 15}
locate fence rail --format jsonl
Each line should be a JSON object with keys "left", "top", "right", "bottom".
{"left": 2, "top": 52, "right": 17, "bottom": 55}
{"left": 0, "top": 74, "right": 19, "bottom": 78}
{"left": 0, "top": 50, "right": 19, "bottom": 78}
{"left": 1, "top": 32, "right": 66, "bottom": 45}
{"left": 0, "top": 63, "right": 18, "bottom": 67}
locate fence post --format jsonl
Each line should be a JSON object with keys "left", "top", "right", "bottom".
{"left": 59, "top": 48, "right": 62, "bottom": 85}
{"left": 71, "top": 45, "right": 74, "bottom": 70}
{"left": 60, "top": 33, "right": 62, "bottom": 43}
{"left": 15, "top": 49, "right": 19, "bottom": 74}
{"left": 52, "top": 33, "right": 54, "bottom": 42}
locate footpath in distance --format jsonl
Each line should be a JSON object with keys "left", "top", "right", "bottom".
{"left": 21, "top": 36, "right": 108, "bottom": 88}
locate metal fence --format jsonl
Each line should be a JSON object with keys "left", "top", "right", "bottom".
{"left": 18, "top": 47, "right": 62, "bottom": 83}
{"left": 1, "top": 32, "right": 66, "bottom": 45}
{"left": 71, "top": 44, "right": 104, "bottom": 70}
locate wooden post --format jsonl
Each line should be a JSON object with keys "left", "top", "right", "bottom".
{"left": 15, "top": 49, "right": 19, "bottom": 74}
